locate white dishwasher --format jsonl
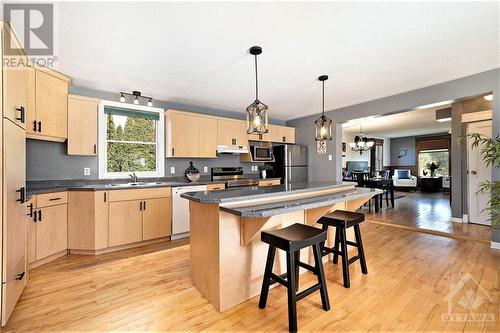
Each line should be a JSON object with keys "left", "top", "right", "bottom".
{"left": 172, "top": 185, "right": 208, "bottom": 240}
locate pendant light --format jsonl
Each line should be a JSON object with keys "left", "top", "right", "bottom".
{"left": 246, "top": 46, "right": 269, "bottom": 134}
{"left": 314, "top": 75, "right": 333, "bottom": 141}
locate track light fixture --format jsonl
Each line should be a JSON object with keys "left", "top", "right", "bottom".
{"left": 119, "top": 91, "right": 154, "bottom": 107}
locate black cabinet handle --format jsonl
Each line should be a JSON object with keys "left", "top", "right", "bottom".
{"left": 282, "top": 136, "right": 286, "bottom": 142}
{"left": 172, "top": 148, "right": 175, "bottom": 156}
{"left": 32, "top": 210, "right": 38, "bottom": 222}
{"left": 37, "top": 121, "right": 42, "bottom": 132}
{"left": 15, "top": 272, "right": 25, "bottom": 281}
{"left": 27, "top": 203, "right": 33, "bottom": 217}
{"left": 143, "top": 201, "right": 146, "bottom": 210}
{"left": 104, "top": 192, "right": 107, "bottom": 202}
{"left": 94, "top": 144, "right": 97, "bottom": 154}
{"left": 232, "top": 138, "right": 236, "bottom": 145}
{"left": 33, "top": 120, "right": 37, "bottom": 132}
{"left": 49, "top": 197, "right": 61, "bottom": 201}
{"left": 15, "top": 106, "right": 25, "bottom": 123}
{"left": 16, "top": 187, "right": 26, "bottom": 204}
{"left": 38, "top": 210, "right": 42, "bottom": 222}
{"left": 140, "top": 201, "right": 143, "bottom": 211}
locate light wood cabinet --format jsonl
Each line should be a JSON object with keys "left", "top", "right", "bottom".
{"left": 67, "top": 94, "right": 100, "bottom": 156}
{"left": 108, "top": 200, "right": 143, "bottom": 247}
{"left": 258, "top": 179, "right": 281, "bottom": 187}
{"left": 165, "top": 111, "right": 218, "bottom": 158}
{"left": 206, "top": 183, "right": 225, "bottom": 191}
{"left": 269, "top": 125, "right": 295, "bottom": 143}
{"left": 142, "top": 198, "right": 172, "bottom": 240}
{"left": 68, "top": 191, "right": 109, "bottom": 251}
{"left": 26, "top": 69, "right": 70, "bottom": 142}
{"left": 217, "top": 119, "right": 247, "bottom": 146}
{"left": 248, "top": 132, "right": 270, "bottom": 142}
{"left": 3, "top": 63, "right": 34, "bottom": 130}
{"left": 34, "top": 203, "right": 67, "bottom": 260}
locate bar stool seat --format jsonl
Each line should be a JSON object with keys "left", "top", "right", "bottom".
{"left": 318, "top": 210, "right": 368, "bottom": 289}
{"left": 259, "top": 223, "right": 330, "bottom": 333}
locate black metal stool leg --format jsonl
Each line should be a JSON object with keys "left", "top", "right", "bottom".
{"left": 354, "top": 224, "right": 368, "bottom": 274}
{"left": 313, "top": 243, "right": 330, "bottom": 311}
{"left": 259, "top": 246, "right": 276, "bottom": 309}
{"left": 340, "top": 227, "right": 350, "bottom": 288}
{"left": 332, "top": 227, "right": 340, "bottom": 264}
{"left": 286, "top": 251, "right": 298, "bottom": 333}
{"left": 294, "top": 250, "right": 300, "bottom": 292}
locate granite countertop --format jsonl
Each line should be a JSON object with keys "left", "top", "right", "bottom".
{"left": 27, "top": 175, "right": 280, "bottom": 196}
{"left": 219, "top": 187, "right": 382, "bottom": 218}
{"left": 181, "top": 181, "right": 356, "bottom": 204}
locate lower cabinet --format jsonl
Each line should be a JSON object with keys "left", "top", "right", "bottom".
{"left": 34, "top": 203, "right": 68, "bottom": 261}
{"left": 258, "top": 179, "right": 281, "bottom": 187}
{"left": 108, "top": 200, "right": 143, "bottom": 247}
{"left": 142, "top": 198, "right": 172, "bottom": 241}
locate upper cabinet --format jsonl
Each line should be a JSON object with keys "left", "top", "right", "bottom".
{"left": 165, "top": 110, "right": 218, "bottom": 158}
{"left": 217, "top": 119, "right": 247, "bottom": 146}
{"left": 165, "top": 109, "right": 295, "bottom": 158}
{"left": 26, "top": 69, "right": 71, "bottom": 142}
{"left": 3, "top": 62, "right": 34, "bottom": 130}
{"left": 67, "top": 94, "right": 100, "bottom": 155}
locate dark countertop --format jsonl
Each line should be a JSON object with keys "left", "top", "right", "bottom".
{"left": 27, "top": 175, "right": 280, "bottom": 196}
{"left": 181, "top": 181, "right": 356, "bottom": 204}
{"left": 220, "top": 187, "right": 382, "bottom": 218}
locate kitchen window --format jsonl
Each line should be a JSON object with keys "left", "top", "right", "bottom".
{"left": 98, "top": 101, "right": 164, "bottom": 179}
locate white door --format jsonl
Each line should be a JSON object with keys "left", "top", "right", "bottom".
{"left": 467, "top": 120, "right": 492, "bottom": 225}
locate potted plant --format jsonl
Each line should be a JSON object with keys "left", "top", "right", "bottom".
{"left": 258, "top": 164, "right": 273, "bottom": 179}
{"left": 459, "top": 133, "right": 499, "bottom": 237}
{"left": 425, "top": 162, "right": 440, "bottom": 177}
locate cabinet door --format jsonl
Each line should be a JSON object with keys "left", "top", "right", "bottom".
{"left": 3, "top": 119, "right": 27, "bottom": 282}
{"left": 35, "top": 70, "right": 68, "bottom": 140}
{"left": 108, "top": 200, "right": 143, "bottom": 247}
{"left": 269, "top": 125, "right": 295, "bottom": 143}
{"left": 3, "top": 63, "right": 34, "bottom": 130}
{"left": 35, "top": 204, "right": 67, "bottom": 260}
{"left": 169, "top": 113, "right": 199, "bottom": 157}
{"left": 142, "top": 198, "right": 172, "bottom": 241}
{"left": 248, "top": 132, "right": 270, "bottom": 142}
{"left": 67, "top": 95, "right": 100, "bottom": 155}
{"left": 217, "top": 119, "right": 247, "bottom": 146}
{"left": 198, "top": 117, "right": 217, "bottom": 157}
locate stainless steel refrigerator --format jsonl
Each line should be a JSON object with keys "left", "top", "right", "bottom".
{"left": 271, "top": 145, "right": 308, "bottom": 183}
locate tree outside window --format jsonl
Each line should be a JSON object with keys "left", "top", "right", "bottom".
{"left": 418, "top": 149, "right": 449, "bottom": 176}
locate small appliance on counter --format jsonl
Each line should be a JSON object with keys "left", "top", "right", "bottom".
{"left": 211, "top": 167, "right": 259, "bottom": 188}
{"left": 271, "top": 144, "right": 308, "bottom": 183}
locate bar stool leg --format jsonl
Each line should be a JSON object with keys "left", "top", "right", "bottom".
{"left": 340, "top": 228, "right": 351, "bottom": 288}
{"left": 354, "top": 224, "right": 368, "bottom": 274}
{"left": 259, "top": 246, "right": 276, "bottom": 309}
{"left": 332, "top": 227, "right": 340, "bottom": 264}
{"left": 286, "top": 251, "right": 298, "bottom": 333}
{"left": 313, "top": 243, "right": 330, "bottom": 311}
{"left": 294, "top": 250, "right": 300, "bottom": 292}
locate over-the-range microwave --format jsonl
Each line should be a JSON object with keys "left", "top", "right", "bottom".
{"left": 251, "top": 146, "right": 274, "bottom": 161}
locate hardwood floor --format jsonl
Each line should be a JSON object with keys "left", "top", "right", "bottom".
{"left": 363, "top": 190, "right": 491, "bottom": 243}
{"left": 3, "top": 223, "right": 499, "bottom": 332}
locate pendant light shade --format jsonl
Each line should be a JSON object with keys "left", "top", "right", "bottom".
{"left": 246, "top": 46, "right": 269, "bottom": 134}
{"left": 315, "top": 75, "right": 333, "bottom": 141}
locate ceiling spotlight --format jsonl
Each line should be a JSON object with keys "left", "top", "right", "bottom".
{"left": 484, "top": 94, "right": 493, "bottom": 101}
{"left": 147, "top": 99, "right": 153, "bottom": 107}
{"left": 133, "top": 96, "right": 139, "bottom": 105}
{"left": 120, "top": 93, "right": 125, "bottom": 103}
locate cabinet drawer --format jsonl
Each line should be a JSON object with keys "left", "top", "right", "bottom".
{"left": 206, "top": 183, "right": 225, "bottom": 191}
{"left": 36, "top": 191, "right": 67, "bottom": 207}
{"left": 108, "top": 187, "right": 171, "bottom": 202}
{"left": 258, "top": 179, "right": 281, "bottom": 187}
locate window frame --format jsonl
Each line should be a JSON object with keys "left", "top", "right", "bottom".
{"left": 98, "top": 100, "right": 165, "bottom": 179}
{"left": 417, "top": 148, "right": 450, "bottom": 177}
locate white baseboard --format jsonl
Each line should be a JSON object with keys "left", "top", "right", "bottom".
{"left": 171, "top": 232, "right": 190, "bottom": 240}
{"left": 462, "top": 214, "right": 469, "bottom": 223}
{"left": 491, "top": 241, "right": 500, "bottom": 250}
{"left": 451, "top": 217, "right": 463, "bottom": 223}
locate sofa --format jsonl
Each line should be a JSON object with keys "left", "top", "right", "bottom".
{"left": 392, "top": 169, "right": 417, "bottom": 189}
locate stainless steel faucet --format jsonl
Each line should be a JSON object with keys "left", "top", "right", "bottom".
{"left": 129, "top": 173, "right": 138, "bottom": 183}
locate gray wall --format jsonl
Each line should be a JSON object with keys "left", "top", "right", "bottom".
{"left": 26, "top": 86, "right": 278, "bottom": 180}
{"left": 390, "top": 137, "right": 416, "bottom": 166}
{"left": 287, "top": 68, "right": 500, "bottom": 242}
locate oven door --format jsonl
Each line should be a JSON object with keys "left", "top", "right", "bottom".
{"left": 252, "top": 146, "right": 274, "bottom": 161}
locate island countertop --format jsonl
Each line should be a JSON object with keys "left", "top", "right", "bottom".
{"left": 180, "top": 181, "right": 357, "bottom": 205}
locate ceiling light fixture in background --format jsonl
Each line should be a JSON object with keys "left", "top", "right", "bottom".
{"left": 246, "top": 46, "right": 269, "bottom": 135}
{"left": 119, "top": 91, "right": 154, "bottom": 106}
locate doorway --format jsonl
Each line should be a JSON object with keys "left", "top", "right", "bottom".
{"left": 467, "top": 120, "right": 493, "bottom": 226}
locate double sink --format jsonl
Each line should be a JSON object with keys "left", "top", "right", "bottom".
{"left": 107, "top": 182, "right": 165, "bottom": 188}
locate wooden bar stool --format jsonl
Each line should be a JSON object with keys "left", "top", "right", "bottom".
{"left": 259, "top": 223, "right": 330, "bottom": 333}
{"left": 318, "top": 210, "right": 368, "bottom": 288}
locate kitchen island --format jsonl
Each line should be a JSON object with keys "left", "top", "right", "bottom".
{"left": 181, "top": 182, "right": 381, "bottom": 312}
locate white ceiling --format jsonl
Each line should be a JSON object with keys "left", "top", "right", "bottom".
{"left": 342, "top": 104, "right": 453, "bottom": 138}
{"left": 51, "top": 1, "right": 499, "bottom": 121}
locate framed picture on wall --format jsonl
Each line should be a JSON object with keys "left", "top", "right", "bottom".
{"left": 317, "top": 140, "right": 327, "bottom": 155}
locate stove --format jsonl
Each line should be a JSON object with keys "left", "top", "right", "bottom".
{"left": 211, "top": 167, "right": 259, "bottom": 188}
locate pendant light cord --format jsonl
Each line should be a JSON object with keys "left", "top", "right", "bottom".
{"left": 322, "top": 80, "right": 325, "bottom": 116}
{"left": 254, "top": 54, "right": 259, "bottom": 101}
